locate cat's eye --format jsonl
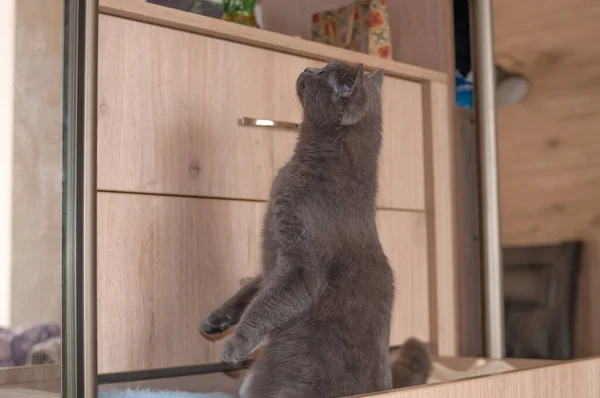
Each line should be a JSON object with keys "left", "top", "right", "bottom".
{"left": 318, "top": 70, "right": 326, "bottom": 76}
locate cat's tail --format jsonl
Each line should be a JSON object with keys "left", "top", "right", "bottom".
{"left": 391, "top": 337, "right": 432, "bottom": 389}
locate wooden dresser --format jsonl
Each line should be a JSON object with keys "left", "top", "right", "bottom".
{"left": 96, "top": 0, "right": 458, "bottom": 374}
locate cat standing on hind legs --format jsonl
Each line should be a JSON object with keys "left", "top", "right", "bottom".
{"left": 201, "top": 61, "right": 395, "bottom": 398}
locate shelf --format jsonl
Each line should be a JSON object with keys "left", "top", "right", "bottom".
{"left": 98, "top": 0, "right": 448, "bottom": 84}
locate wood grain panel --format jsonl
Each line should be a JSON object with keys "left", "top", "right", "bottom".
{"left": 362, "top": 357, "right": 600, "bottom": 398}
{"left": 377, "top": 210, "right": 430, "bottom": 347}
{"left": 97, "top": 192, "right": 265, "bottom": 373}
{"left": 10, "top": 0, "right": 63, "bottom": 328}
{"left": 0, "top": 389, "right": 59, "bottom": 398}
{"left": 98, "top": 16, "right": 270, "bottom": 200}
{"left": 99, "top": 15, "right": 426, "bottom": 210}
{"left": 98, "top": 0, "right": 448, "bottom": 84}
{"left": 0, "top": 365, "right": 59, "bottom": 386}
{"left": 384, "top": 1, "right": 449, "bottom": 73}
{"left": 378, "top": 77, "right": 425, "bottom": 210}
{"left": 493, "top": 0, "right": 600, "bottom": 357}
{"left": 455, "top": 108, "right": 483, "bottom": 356}
{"left": 188, "top": 30, "right": 320, "bottom": 191}
{"left": 98, "top": 15, "right": 327, "bottom": 200}
{"left": 423, "top": 82, "right": 458, "bottom": 356}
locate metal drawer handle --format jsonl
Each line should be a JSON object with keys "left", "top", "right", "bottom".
{"left": 238, "top": 117, "right": 299, "bottom": 131}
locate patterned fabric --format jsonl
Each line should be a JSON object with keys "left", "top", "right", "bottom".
{"left": 311, "top": 0, "right": 393, "bottom": 60}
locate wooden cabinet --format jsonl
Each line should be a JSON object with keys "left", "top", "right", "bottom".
{"left": 97, "top": 192, "right": 265, "bottom": 372}
{"left": 96, "top": 0, "right": 459, "bottom": 374}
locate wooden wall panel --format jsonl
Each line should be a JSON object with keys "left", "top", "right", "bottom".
{"left": 379, "top": 77, "right": 425, "bottom": 210}
{"left": 423, "top": 82, "right": 458, "bottom": 356}
{"left": 494, "top": 0, "right": 600, "bottom": 357}
{"left": 455, "top": 108, "right": 483, "bottom": 356}
{"left": 377, "top": 210, "right": 430, "bottom": 347}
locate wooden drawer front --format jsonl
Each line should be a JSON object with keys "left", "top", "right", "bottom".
{"left": 377, "top": 210, "right": 430, "bottom": 347}
{"left": 379, "top": 77, "right": 425, "bottom": 210}
{"left": 97, "top": 192, "right": 265, "bottom": 373}
{"left": 98, "top": 15, "right": 320, "bottom": 200}
{"left": 99, "top": 15, "right": 425, "bottom": 208}
{"left": 98, "top": 192, "right": 429, "bottom": 372}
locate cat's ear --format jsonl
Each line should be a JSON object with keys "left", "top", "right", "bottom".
{"left": 340, "top": 63, "right": 364, "bottom": 98}
{"left": 340, "top": 64, "right": 368, "bottom": 125}
{"left": 366, "top": 68, "right": 384, "bottom": 92}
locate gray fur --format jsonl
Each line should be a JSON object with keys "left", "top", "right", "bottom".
{"left": 391, "top": 338, "right": 432, "bottom": 388}
{"left": 201, "top": 61, "right": 394, "bottom": 397}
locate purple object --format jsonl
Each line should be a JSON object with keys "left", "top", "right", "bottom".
{"left": 0, "top": 327, "right": 14, "bottom": 364}
{"left": 0, "top": 359, "right": 15, "bottom": 367}
{"left": 1, "top": 322, "right": 61, "bottom": 366}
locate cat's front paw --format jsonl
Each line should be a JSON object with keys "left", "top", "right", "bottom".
{"left": 200, "top": 310, "right": 235, "bottom": 335}
{"left": 222, "top": 334, "right": 256, "bottom": 364}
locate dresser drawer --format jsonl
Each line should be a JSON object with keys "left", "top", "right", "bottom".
{"left": 98, "top": 14, "right": 320, "bottom": 201}
{"left": 97, "top": 192, "right": 266, "bottom": 373}
{"left": 98, "top": 15, "right": 425, "bottom": 208}
{"left": 98, "top": 190, "right": 430, "bottom": 372}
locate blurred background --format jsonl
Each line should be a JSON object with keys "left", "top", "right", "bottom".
{"left": 494, "top": 0, "right": 600, "bottom": 360}
{"left": 1, "top": 0, "right": 63, "bottom": 370}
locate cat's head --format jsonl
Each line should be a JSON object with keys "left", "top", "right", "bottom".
{"left": 296, "top": 61, "right": 384, "bottom": 127}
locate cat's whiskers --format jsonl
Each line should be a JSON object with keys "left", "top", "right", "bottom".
{"left": 285, "top": 87, "right": 301, "bottom": 112}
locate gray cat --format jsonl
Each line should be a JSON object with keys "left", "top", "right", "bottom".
{"left": 201, "top": 61, "right": 396, "bottom": 398}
